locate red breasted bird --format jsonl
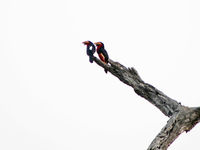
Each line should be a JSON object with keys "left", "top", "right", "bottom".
{"left": 94, "top": 42, "right": 109, "bottom": 73}
{"left": 82, "top": 41, "right": 96, "bottom": 63}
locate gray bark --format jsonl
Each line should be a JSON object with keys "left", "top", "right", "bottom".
{"left": 93, "top": 57, "right": 200, "bottom": 150}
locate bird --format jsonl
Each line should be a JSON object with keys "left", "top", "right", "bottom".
{"left": 82, "top": 41, "right": 96, "bottom": 63}
{"left": 94, "top": 42, "right": 109, "bottom": 73}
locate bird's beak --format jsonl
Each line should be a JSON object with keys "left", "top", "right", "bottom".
{"left": 82, "top": 41, "right": 89, "bottom": 45}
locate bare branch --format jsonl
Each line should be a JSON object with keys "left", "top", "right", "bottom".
{"left": 93, "top": 57, "right": 180, "bottom": 117}
{"left": 92, "top": 56, "right": 200, "bottom": 149}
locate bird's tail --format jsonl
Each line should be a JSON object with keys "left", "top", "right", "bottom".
{"left": 104, "top": 68, "right": 107, "bottom": 73}
{"left": 89, "top": 56, "right": 93, "bottom": 63}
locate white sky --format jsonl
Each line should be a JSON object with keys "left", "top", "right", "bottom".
{"left": 0, "top": 0, "right": 200, "bottom": 149}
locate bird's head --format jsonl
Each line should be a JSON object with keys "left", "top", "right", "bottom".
{"left": 94, "top": 42, "right": 102, "bottom": 46}
{"left": 82, "top": 41, "right": 92, "bottom": 46}
{"left": 94, "top": 42, "right": 104, "bottom": 48}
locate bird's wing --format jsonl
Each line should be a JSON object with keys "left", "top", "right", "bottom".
{"left": 91, "top": 44, "right": 96, "bottom": 53}
{"left": 98, "top": 53, "right": 105, "bottom": 62}
{"left": 102, "top": 49, "right": 109, "bottom": 62}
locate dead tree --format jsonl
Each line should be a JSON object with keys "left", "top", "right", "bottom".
{"left": 92, "top": 56, "right": 200, "bottom": 150}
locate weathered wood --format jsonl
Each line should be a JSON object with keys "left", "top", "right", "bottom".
{"left": 92, "top": 56, "right": 200, "bottom": 149}
{"left": 94, "top": 57, "right": 180, "bottom": 117}
{"left": 148, "top": 107, "right": 200, "bottom": 150}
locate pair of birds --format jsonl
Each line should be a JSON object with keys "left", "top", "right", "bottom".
{"left": 83, "top": 41, "right": 109, "bottom": 73}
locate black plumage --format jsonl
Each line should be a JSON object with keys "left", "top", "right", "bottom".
{"left": 95, "top": 42, "right": 109, "bottom": 73}
{"left": 83, "top": 41, "right": 96, "bottom": 63}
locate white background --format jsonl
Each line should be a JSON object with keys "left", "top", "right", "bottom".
{"left": 0, "top": 0, "right": 200, "bottom": 149}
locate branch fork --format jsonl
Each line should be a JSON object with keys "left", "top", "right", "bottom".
{"left": 93, "top": 56, "right": 200, "bottom": 150}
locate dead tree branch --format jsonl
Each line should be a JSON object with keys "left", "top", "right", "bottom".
{"left": 93, "top": 56, "right": 200, "bottom": 150}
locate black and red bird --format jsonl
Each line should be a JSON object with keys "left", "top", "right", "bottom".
{"left": 94, "top": 42, "right": 109, "bottom": 73}
{"left": 82, "top": 41, "right": 96, "bottom": 63}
